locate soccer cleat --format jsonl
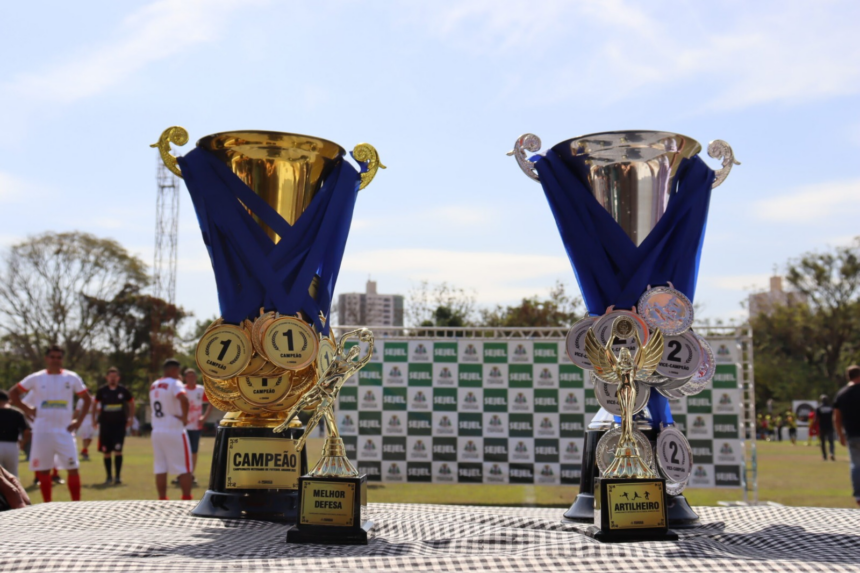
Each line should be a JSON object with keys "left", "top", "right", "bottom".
{"left": 52, "top": 475, "right": 65, "bottom": 485}
{"left": 114, "top": 477, "right": 122, "bottom": 485}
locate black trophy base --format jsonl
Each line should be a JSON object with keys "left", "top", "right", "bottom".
{"left": 585, "top": 525, "right": 678, "bottom": 543}
{"left": 287, "top": 520, "right": 373, "bottom": 545}
{"left": 590, "top": 477, "right": 677, "bottom": 543}
{"left": 563, "top": 493, "right": 594, "bottom": 522}
{"left": 287, "top": 473, "right": 371, "bottom": 545}
{"left": 191, "top": 422, "right": 307, "bottom": 522}
{"left": 666, "top": 494, "right": 700, "bottom": 528}
{"left": 191, "top": 489, "right": 299, "bottom": 522}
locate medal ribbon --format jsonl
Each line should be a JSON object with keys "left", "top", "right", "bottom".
{"left": 534, "top": 150, "right": 715, "bottom": 428}
{"left": 178, "top": 147, "right": 362, "bottom": 335}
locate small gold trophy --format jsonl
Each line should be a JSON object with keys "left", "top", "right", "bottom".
{"left": 275, "top": 328, "right": 375, "bottom": 544}
{"left": 151, "top": 127, "right": 383, "bottom": 522}
{"left": 585, "top": 316, "right": 678, "bottom": 541}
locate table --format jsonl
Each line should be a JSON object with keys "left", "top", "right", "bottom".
{"left": 1, "top": 501, "right": 858, "bottom": 572}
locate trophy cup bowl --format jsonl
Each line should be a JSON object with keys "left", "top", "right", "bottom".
{"left": 510, "top": 130, "right": 738, "bottom": 244}
{"left": 152, "top": 127, "right": 383, "bottom": 522}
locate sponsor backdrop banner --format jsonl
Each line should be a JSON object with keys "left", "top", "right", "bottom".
{"left": 335, "top": 337, "right": 743, "bottom": 488}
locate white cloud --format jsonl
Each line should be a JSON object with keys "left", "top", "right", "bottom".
{"left": 408, "top": 0, "right": 860, "bottom": 111}
{"left": 753, "top": 179, "right": 860, "bottom": 223}
{"left": 341, "top": 248, "right": 571, "bottom": 302}
{"left": 704, "top": 273, "right": 771, "bottom": 292}
{"left": 4, "top": 0, "right": 258, "bottom": 103}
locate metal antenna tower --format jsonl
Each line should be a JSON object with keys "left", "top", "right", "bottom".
{"left": 151, "top": 153, "right": 180, "bottom": 371}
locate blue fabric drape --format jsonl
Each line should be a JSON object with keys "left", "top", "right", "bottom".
{"left": 533, "top": 150, "right": 715, "bottom": 428}
{"left": 178, "top": 147, "right": 362, "bottom": 336}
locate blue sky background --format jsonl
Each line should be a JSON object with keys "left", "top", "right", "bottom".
{"left": 1, "top": 0, "right": 858, "bottom": 329}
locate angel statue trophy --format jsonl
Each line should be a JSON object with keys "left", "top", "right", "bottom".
{"left": 583, "top": 316, "right": 677, "bottom": 541}
{"left": 276, "top": 328, "right": 375, "bottom": 545}
{"left": 585, "top": 316, "right": 662, "bottom": 479}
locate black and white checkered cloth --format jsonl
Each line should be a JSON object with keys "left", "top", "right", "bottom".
{"left": 1, "top": 502, "right": 858, "bottom": 572}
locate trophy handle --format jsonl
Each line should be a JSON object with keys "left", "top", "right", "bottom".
{"left": 352, "top": 143, "right": 386, "bottom": 190}
{"left": 506, "top": 133, "right": 542, "bottom": 182}
{"left": 708, "top": 139, "right": 740, "bottom": 188}
{"left": 150, "top": 126, "right": 189, "bottom": 178}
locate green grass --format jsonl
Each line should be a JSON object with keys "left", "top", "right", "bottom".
{"left": 16, "top": 436, "right": 857, "bottom": 508}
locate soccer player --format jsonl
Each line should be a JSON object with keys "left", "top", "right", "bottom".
{"left": 74, "top": 397, "right": 94, "bottom": 461}
{"left": 150, "top": 358, "right": 192, "bottom": 500}
{"left": 8, "top": 345, "right": 92, "bottom": 502}
{"left": 181, "top": 368, "right": 207, "bottom": 485}
{"left": 92, "top": 367, "right": 134, "bottom": 485}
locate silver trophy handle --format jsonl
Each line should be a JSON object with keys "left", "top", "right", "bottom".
{"left": 507, "top": 133, "right": 543, "bottom": 182}
{"left": 708, "top": 139, "right": 740, "bottom": 188}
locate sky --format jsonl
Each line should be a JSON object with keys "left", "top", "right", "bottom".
{"left": 1, "top": 0, "right": 859, "bottom": 330}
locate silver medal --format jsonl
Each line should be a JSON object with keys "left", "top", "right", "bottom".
{"left": 637, "top": 285, "right": 694, "bottom": 336}
{"left": 593, "top": 310, "right": 650, "bottom": 356}
{"left": 592, "top": 377, "right": 650, "bottom": 416}
{"left": 596, "top": 426, "right": 654, "bottom": 474}
{"left": 655, "top": 331, "right": 702, "bottom": 380}
{"left": 565, "top": 316, "right": 598, "bottom": 370}
{"left": 656, "top": 425, "right": 693, "bottom": 484}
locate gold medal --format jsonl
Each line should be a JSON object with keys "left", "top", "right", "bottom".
{"left": 251, "top": 311, "right": 277, "bottom": 359}
{"left": 237, "top": 375, "right": 292, "bottom": 406}
{"left": 203, "top": 384, "right": 238, "bottom": 413}
{"left": 195, "top": 324, "right": 252, "bottom": 380}
{"left": 263, "top": 392, "right": 302, "bottom": 413}
{"left": 263, "top": 316, "right": 318, "bottom": 370}
{"left": 203, "top": 375, "right": 240, "bottom": 401}
{"left": 233, "top": 395, "right": 267, "bottom": 415}
{"left": 239, "top": 352, "right": 267, "bottom": 377}
{"left": 317, "top": 336, "right": 336, "bottom": 375}
{"left": 286, "top": 362, "right": 317, "bottom": 398}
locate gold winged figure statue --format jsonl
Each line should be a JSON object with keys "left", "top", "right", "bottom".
{"left": 274, "top": 328, "right": 374, "bottom": 477}
{"left": 585, "top": 316, "right": 664, "bottom": 479}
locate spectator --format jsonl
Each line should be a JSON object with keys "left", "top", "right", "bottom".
{"left": 0, "top": 390, "right": 30, "bottom": 477}
{"left": 785, "top": 411, "right": 798, "bottom": 445}
{"left": 816, "top": 394, "right": 835, "bottom": 461}
{"left": 176, "top": 368, "right": 207, "bottom": 486}
{"left": 775, "top": 414, "right": 784, "bottom": 442}
{"left": 834, "top": 365, "right": 860, "bottom": 507}
{"left": 807, "top": 409, "right": 818, "bottom": 446}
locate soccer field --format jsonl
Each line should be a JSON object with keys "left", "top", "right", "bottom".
{"left": 14, "top": 436, "right": 857, "bottom": 508}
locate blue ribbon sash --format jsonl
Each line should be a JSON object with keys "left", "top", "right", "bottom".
{"left": 178, "top": 147, "right": 363, "bottom": 336}
{"left": 534, "top": 150, "right": 715, "bottom": 428}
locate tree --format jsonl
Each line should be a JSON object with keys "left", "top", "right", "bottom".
{"left": 0, "top": 232, "right": 149, "bottom": 370}
{"left": 480, "top": 281, "right": 583, "bottom": 328}
{"left": 407, "top": 281, "right": 476, "bottom": 327}
{"left": 751, "top": 237, "right": 860, "bottom": 405}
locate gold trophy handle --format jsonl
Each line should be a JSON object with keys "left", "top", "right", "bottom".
{"left": 150, "top": 126, "right": 189, "bottom": 178}
{"left": 352, "top": 143, "right": 386, "bottom": 190}
{"left": 708, "top": 139, "right": 740, "bottom": 189}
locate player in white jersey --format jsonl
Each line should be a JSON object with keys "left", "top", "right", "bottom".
{"left": 9, "top": 345, "right": 92, "bottom": 502}
{"left": 74, "top": 398, "right": 94, "bottom": 461}
{"left": 181, "top": 368, "right": 208, "bottom": 485}
{"left": 149, "top": 358, "right": 192, "bottom": 500}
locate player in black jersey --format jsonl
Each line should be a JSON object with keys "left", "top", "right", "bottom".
{"left": 92, "top": 367, "right": 134, "bottom": 485}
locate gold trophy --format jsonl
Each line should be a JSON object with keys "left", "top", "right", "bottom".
{"left": 274, "top": 328, "right": 374, "bottom": 544}
{"left": 151, "top": 127, "right": 383, "bottom": 522}
{"left": 584, "top": 316, "right": 677, "bottom": 541}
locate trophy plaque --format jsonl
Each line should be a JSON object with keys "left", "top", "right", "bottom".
{"left": 151, "top": 127, "right": 383, "bottom": 522}
{"left": 277, "top": 328, "right": 375, "bottom": 545}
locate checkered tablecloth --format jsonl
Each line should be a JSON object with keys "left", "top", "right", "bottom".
{"left": 1, "top": 501, "right": 858, "bottom": 572}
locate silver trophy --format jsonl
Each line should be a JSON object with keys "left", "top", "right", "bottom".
{"left": 509, "top": 131, "right": 738, "bottom": 528}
